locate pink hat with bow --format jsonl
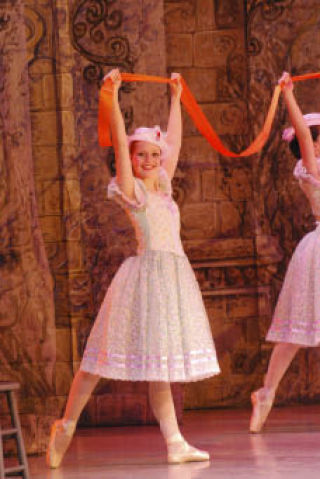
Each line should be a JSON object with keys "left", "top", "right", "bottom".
{"left": 282, "top": 113, "right": 320, "bottom": 142}
{"left": 127, "top": 126, "right": 169, "bottom": 160}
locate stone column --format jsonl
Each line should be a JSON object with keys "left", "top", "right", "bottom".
{"left": 0, "top": 0, "right": 56, "bottom": 454}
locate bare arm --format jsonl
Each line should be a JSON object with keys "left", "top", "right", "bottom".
{"left": 280, "top": 72, "right": 320, "bottom": 179}
{"left": 163, "top": 73, "right": 183, "bottom": 180}
{"left": 107, "top": 69, "right": 135, "bottom": 198}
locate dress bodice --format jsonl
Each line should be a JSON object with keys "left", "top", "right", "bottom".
{"left": 108, "top": 168, "right": 185, "bottom": 256}
{"left": 294, "top": 159, "right": 320, "bottom": 219}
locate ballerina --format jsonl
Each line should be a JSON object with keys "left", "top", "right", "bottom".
{"left": 250, "top": 71, "right": 320, "bottom": 433}
{"left": 46, "top": 69, "right": 220, "bottom": 467}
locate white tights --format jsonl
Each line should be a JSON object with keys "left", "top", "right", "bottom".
{"left": 148, "top": 382, "right": 184, "bottom": 445}
{"left": 62, "top": 372, "right": 183, "bottom": 446}
{"left": 63, "top": 344, "right": 302, "bottom": 430}
{"left": 263, "top": 342, "right": 301, "bottom": 393}
{"left": 63, "top": 370, "right": 100, "bottom": 422}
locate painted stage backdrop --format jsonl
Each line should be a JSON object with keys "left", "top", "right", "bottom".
{"left": 1, "top": 0, "right": 320, "bottom": 454}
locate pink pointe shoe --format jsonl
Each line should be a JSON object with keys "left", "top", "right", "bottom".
{"left": 167, "top": 439, "right": 210, "bottom": 464}
{"left": 250, "top": 387, "right": 275, "bottom": 433}
{"left": 46, "top": 419, "right": 76, "bottom": 468}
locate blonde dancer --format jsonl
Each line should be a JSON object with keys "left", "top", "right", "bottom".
{"left": 46, "top": 70, "right": 220, "bottom": 467}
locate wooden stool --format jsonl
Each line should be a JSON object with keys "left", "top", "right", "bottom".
{"left": 0, "top": 382, "right": 29, "bottom": 479}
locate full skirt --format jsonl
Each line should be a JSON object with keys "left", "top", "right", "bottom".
{"left": 80, "top": 250, "right": 220, "bottom": 381}
{"left": 267, "top": 224, "right": 320, "bottom": 346}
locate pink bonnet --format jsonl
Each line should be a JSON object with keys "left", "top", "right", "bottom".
{"left": 282, "top": 112, "right": 320, "bottom": 142}
{"left": 127, "top": 126, "right": 169, "bottom": 160}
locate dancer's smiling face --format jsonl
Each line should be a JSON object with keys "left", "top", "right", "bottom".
{"left": 130, "top": 141, "right": 161, "bottom": 179}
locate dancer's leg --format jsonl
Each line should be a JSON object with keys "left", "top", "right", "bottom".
{"left": 148, "top": 381, "right": 183, "bottom": 443}
{"left": 63, "top": 370, "right": 100, "bottom": 421}
{"left": 264, "top": 342, "right": 301, "bottom": 392}
{"left": 47, "top": 370, "right": 100, "bottom": 468}
{"left": 250, "top": 342, "right": 301, "bottom": 433}
{"left": 148, "top": 382, "right": 209, "bottom": 464}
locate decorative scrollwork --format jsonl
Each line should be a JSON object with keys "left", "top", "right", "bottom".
{"left": 0, "top": 13, "right": 10, "bottom": 31}
{"left": 247, "top": 36, "right": 262, "bottom": 56}
{"left": 83, "top": 63, "right": 103, "bottom": 83}
{"left": 24, "top": 6, "right": 45, "bottom": 64}
{"left": 246, "top": 0, "right": 294, "bottom": 56}
{"left": 260, "top": 0, "right": 295, "bottom": 21}
{"left": 247, "top": 0, "right": 294, "bottom": 19}
{"left": 217, "top": 53, "right": 247, "bottom": 99}
{"left": 71, "top": 0, "right": 135, "bottom": 80}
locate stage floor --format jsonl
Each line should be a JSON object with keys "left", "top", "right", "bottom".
{"left": 29, "top": 405, "right": 320, "bottom": 478}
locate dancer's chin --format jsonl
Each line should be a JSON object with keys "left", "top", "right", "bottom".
{"left": 136, "top": 167, "right": 159, "bottom": 179}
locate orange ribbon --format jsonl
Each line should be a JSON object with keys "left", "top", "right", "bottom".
{"left": 98, "top": 72, "right": 320, "bottom": 157}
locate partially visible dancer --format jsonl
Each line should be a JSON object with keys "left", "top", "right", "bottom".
{"left": 250, "top": 71, "right": 320, "bottom": 433}
{"left": 46, "top": 69, "right": 220, "bottom": 468}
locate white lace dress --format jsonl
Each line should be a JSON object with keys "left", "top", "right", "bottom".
{"left": 267, "top": 159, "right": 320, "bottom": 346}
{"left": 80, "top": 168, "right": 220, "bottom": 381}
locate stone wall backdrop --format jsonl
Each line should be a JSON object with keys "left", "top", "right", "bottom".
{"left": 1, "top": 0, "right": 320, "bottom": 455}
{"left": 0, "top": 0, "right": 56, "bottom": 454}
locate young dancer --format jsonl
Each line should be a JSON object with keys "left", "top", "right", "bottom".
{"left": 250, "top": 71, "right": 320, "bottom": 433}
{"left": 46, "top": 69, "right": 220, "bottom": 467}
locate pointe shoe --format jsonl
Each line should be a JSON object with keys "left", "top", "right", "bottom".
{"left": 250, "top": 388, "right": 275, "bottom": 433}
{"left": 167, "top": 440, "right": 210, "bottom": 464}
{"left": 46, "top": 419, "right": 76, "bottom": 468}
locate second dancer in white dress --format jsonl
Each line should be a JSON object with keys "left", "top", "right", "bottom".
{"left": 250, "top": 72, "right": 320, "bottom": 433}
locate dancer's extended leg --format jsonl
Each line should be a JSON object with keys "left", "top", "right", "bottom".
{"left": 47, "top": 370, "right": 100, "bottom": 468}
{"left": 250, "top": 342, "right": 301, "bottom": 433}
{"left": 263, "top": 342, "right": 301, "bottom": 391}
{"left": 148, "top": 382, "right": 210, "bottom": 464}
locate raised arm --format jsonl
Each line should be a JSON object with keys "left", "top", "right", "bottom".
{"left": 163, "top": 73, "right": 183, "bottom": 180}
{"left": 280, "top": 72, "right": 320, "bottom": 179}
{"left": 107, "top": 69, "right": 135, "bottom": 198}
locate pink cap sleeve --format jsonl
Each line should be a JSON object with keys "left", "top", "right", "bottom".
{"left": 293, "top": 160, "right": 320, "bottom": 188}
{"left": 107, "top": 177, "right": 147, "bottom": 210}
